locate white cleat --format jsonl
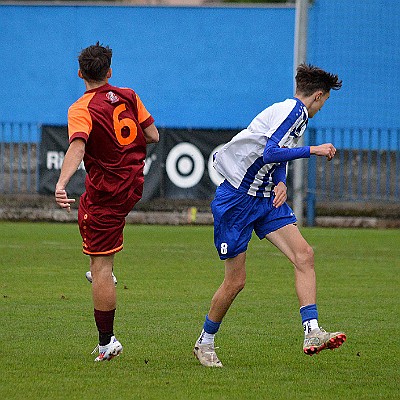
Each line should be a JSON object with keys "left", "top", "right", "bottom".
{"left": 91, "top": 336, "right": 123, "bottom": 362}
{"left": 193, "top": 341, "right": 223, "bottom": 367}
{"left": 303, "top": 328, "right": 347, "bottom": 356}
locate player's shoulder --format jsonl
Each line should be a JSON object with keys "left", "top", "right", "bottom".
{"left": 271, "top": 98, "right": 298, "bottom": 110}
{"left": 69, "top": 92, "right": 96, "bottom": 113}
{"left": 116, "top": 85, "right": 135, "bottom": 92}
{"left": 272, "top": 97, "right": 306, "bottom": 116}
{"left": 256, "top": 98, "right": 293, "bottom": 120}
{"left": 69, "top": 92, "right": 96, "bottom": 108}
{"left": 109, "top": 85, "right": 136, "bottom": 97}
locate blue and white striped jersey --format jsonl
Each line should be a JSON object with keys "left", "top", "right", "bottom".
{"left": 213, "top": 97, "right": 310, "bottom": 197}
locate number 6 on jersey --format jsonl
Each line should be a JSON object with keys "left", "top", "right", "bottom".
{"left": 113, "top": 103, "right": 138, "bottom": 145}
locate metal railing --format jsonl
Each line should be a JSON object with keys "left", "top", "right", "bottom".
{"left": 0, "top": 122, "right": 40, "bottom": 194}
{"left": 306, "top": 127, "right": 400, "bottom": 225}
{"left": 1, "top": 123, "right": 399, "bottom": 220}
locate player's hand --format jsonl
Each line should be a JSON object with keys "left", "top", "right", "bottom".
{"left": 55, "top": 187, "right": 75, "bottom": 213}
{"left": 273, "top": 182, "right": 287, "bottom": 208}
{"left": 310, "top": 143, "right": 336, "bottom": 161}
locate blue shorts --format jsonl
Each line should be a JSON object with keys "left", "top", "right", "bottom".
{"left": 212, "top": 181, "right": 297, "bottom": 260}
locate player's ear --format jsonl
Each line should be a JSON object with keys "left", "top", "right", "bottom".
{"left": 78, "top": 69, "right": 83, "bottom": 79}
{"left": 107, "top": 68, "right": 112, "bottom": 78}
{"left": 314, "top": 90, "right": 323, "bottom": 101}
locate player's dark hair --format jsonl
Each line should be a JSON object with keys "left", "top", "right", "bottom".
{"left": 78, "top": 42, "right": 112, "bottom": 83}
{"left": 295, "top": 64, "right": 342, "bottom": 96}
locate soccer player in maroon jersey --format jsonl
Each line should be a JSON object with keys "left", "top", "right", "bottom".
{"left": 55, "top": 42, "right": 159, "bottom": 361}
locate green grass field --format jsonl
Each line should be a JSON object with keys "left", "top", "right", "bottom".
{"left": 1, "top": 222, "right": 399, "bottom": 399}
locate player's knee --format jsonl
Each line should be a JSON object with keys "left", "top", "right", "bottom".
{"left": 90, "top": 262, "right": 114, "bottom": 284}
{"left": 294, "top": 244, "right": 314, "bottom": 270}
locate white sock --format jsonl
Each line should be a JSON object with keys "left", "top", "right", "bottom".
{"left": 197, "top": 329, "right": 215, "bottom": 345}
{"left": 303, "top": 319, "right": 319, "bottom": 336}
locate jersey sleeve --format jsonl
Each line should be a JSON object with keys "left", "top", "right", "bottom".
{"left": 68, "top": 93, "right": 94, "bottom": 143}
{"left": 135, "top": 93, "right": 155, "bottom": 129}
{"left": 271, "top": 162, "right": 287, "bottom": 185}
{"left": 262, "top": 101, "right": 310, "bottom": 163}
{"left": 263, "top": 140, "right": 310, "bottom": 163}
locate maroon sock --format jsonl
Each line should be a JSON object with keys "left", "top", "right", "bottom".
{"left": 94, "top": 309, "right": 115, "bottom": 345}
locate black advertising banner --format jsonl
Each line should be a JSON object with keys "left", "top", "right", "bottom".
{"left": 39, "top": 126, "right": 238, "bottom": 200}
{"left": 161, "top": 129, "right": 237, "bottom": 199}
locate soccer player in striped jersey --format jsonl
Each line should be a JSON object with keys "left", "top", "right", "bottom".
{"left": 55, "top": 43, "right": 159, "bottom": 361}
{"left": 194, "top": 64, "right": 346, "bottom": 367}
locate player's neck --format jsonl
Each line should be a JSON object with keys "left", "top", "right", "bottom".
{"left": 84, "top": 79, "right": 109, "bottom": 91}
{"left": 294, "top": 93, "right": 314, "bottom": 110}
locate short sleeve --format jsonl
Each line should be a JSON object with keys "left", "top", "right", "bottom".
{"left": 68, "top": 93, "right": 94, "bottom": 143}
{"left": 135, "top": 94, "right": 155, "bottom": 129}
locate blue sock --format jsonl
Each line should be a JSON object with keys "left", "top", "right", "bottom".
{"left": 300, "top": 304, "right": 319, "bottom": 335}
{"left": 203, "top": 314, "right": 221, "bottom": 334}
{"left": 300, "top": 304, "right": 318, "bottom": 324}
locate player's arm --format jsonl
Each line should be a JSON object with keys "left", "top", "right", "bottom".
{"left": 263, "top": 136, "right": 310, "bottom": 163}
{"left": 263, "top": 136, "right": 336, "bottom": 163}
{"left": 55, "top": 139, "right": 85, "bottom": 212}
{"left": 143, "top": 123, "right": 159, "bottom": 144}
{"left": 134, "top": 93, "right": 159, "bottom": 143}
{"left": 271, "top": 162, "right": 287, "bottom": 208}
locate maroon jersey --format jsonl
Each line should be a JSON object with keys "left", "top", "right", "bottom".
{"left": 68, "top": 83, "right": 154, "bottom": 207}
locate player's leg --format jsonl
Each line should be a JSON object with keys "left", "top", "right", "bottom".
{"left": 78, "top": 195, "right": 125, "bottom": 361}
{"left": 265, "top": 223, "right": 346, "bottom": 355}
{"left": 266, "top": 223, "right": 316, "bottom": 306}
{"left": 90, "top": 254, "right": 123, "bottom": 361}
{"left": 208, "top": 252, "right": 247, "bottom": 323}
{"left": 91, "top": 254, "right": 116, "bottom": 310}
{"left": 194, "top": 182, "right": 256, "bottom": 367}
{"left": 194, "top": 252, "right": 247, "bottom": 367}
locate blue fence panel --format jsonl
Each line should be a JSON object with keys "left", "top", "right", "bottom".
{"left": 310, "top": 127, "right": 400, "bottom": 151}
{"left": 1, "top": 122, "right": 399, "bottom": 224}
{"left": 306, "top": 127, "right": 400, "bottom": 225}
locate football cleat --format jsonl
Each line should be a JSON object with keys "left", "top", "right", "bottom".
{"left": 91, "top": 336, "right": 123, "bottom": 362}
{"left": 303, "top": 328, "right": 346, "bottom": 356}
{"left": 85, "top": 271, "right": 117, "bottom": 286}
{"left": 193, "top": 341, "right": 223, "bottom": 367}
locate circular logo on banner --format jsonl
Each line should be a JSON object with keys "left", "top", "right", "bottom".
{"left": 166, "top": 142, "right": 205, "bottom": 188}
{"left": 208, "top": 144, "right": 225, "bottom": 187}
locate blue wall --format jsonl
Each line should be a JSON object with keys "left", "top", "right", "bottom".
{"left": 1, "top": 1, "right": 399, "bottom": 137}
{"left": 0, "top": 5, "right": 295, "bottom": 131}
